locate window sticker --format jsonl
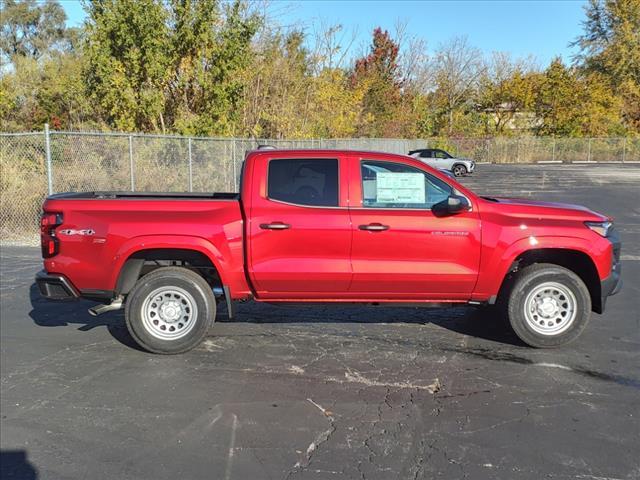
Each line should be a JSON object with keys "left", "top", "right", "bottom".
{"left": 376, "top": 172, "right": 425, "bottom": 204}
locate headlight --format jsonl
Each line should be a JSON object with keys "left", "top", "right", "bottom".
{"left": 585, "top": 221, "right": 613, "bottom": 237}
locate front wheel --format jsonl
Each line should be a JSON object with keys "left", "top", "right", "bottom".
{"left": 452, "top": 164, "right": 467, "bottom": 177}
{"left": 505, "top": 263, "right": 591, "bottom": 348}
{"left": 125, "top": 267, "right": 216, "bottom": 354}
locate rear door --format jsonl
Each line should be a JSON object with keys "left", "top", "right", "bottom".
{"left": 348, "top": 155, "right": 481, "bottom": 299}
{"left": 418, "top": 149, "right": 439, "bottom": 168}
{"left": 247, "top": 154, "right": 352, "bottom": 298}
{"left": 434, "top": 149, "right": 454, "bottom": 169}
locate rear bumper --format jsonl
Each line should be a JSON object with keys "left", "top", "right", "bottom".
{"left": 35, "top": 270, "right": 79, "bottom": 300}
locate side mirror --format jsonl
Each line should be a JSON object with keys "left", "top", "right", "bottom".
{"left": 432, "top": 194, "right": 470, "bottom": 217}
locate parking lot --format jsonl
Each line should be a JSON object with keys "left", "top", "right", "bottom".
{"left": 1, "top": 163, "right": 639, "bottom": 480}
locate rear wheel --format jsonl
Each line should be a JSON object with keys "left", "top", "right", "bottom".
{"left": 452, "top": 164, "right": 467, "bottom": 177}
{"left": 505, "top": 263, "right": 591, "bottom": 348}
{"left": 125, "top": 267, "right": 216, "bottom": 354}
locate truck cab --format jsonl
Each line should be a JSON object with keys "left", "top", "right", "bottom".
{"left": 243, "top": 150, "right": 480, "bottom": 300}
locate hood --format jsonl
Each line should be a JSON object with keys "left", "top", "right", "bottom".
{"left": 484, "top": 196, "right": 609, "bottom": 222}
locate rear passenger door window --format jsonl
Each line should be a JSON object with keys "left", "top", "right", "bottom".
{"left": 268, "top": 159, "right": 339, "bottom": 207}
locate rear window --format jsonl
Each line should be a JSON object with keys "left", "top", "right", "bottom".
{"left": 267, "top": 159, "right": 339, "bottom": 207}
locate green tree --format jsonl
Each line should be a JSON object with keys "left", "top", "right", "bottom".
{"left": 573, "top": 0, "right": 640, "bottom": 83}
{"left": 535, "top": 58, "right": 625, "bottom": 136}
{"left": 240, "top": 30, "right": 312, "bottom": 138}
{"left": 0, "top": 0, "right": 93, "bottom": 131}
{"left": 0, "top": 0, "right": 72, "bottom": 65}
{"left": 84, "top": 0, "right": 258, "bottom": 134}
{"left": 84, "top": 0, "right": 171, "bottom": 132}
{"left": 308, "top": 68, "right": 364, "bottom": 137}
{"left": 167, "top": 0, "right": 259, "bottom": 135}
{"left": 1, "top": 52, "right": 97, "bottom": 131}
{"left": 535, "top": 59, "right": 584, "bottom": 136}
{"left": 581, "top": 72, "right": 626, "bottom": 135}
{"left": 573, "top": 0, "right": 640, "bottom": 131}
{"left": 477, "top": 54, "right": 539, "bottom": 134}
{"left": 304, "top": 24, "right": 364, "bottom": 137}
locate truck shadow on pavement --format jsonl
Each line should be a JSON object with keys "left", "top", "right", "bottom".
{"left": 229, "top": 301, "right": 525, "bottom": 347}
{"left": 27, "top": 283, "right": 144, "bottom": 352}
{"left": 27, "top": 282, "right": 524, "bottom": 349}
{"left": 0, "top": 450, "right": 38, "bottom": 480}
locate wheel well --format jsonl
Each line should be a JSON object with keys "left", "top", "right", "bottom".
{"left": 116, "top": 249, "right": 222, "bottom": 295}
{"left": 500, "top": 248, "right": 602, "bottom": 313}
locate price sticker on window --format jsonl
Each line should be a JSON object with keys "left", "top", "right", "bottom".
{"left": 376, "top": 172, "right": 425, "bottom": 204}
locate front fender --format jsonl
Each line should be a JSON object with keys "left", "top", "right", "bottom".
{"left": 473, "top": 234, "right": 610, "bottom": 300}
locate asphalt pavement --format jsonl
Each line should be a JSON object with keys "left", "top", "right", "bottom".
{"left": 1, "top": 163, "right": 639, "bottom": 480}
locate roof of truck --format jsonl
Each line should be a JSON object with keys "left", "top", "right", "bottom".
{"left": 248, "top": 148, "right": 412, "bottom": 158}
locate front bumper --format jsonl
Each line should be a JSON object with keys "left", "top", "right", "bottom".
{"left": 35, "top": 270, "right": 79, "bottom": 300}
{"left": 598, "top": 231, "right": 622, "bottom": 313}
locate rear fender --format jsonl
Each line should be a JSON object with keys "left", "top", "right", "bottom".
{"left": 109, "top": 235, "right": 228, "bottom": 291}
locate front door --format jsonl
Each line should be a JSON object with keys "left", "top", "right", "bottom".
{"left": 348, "top": 158, "right": 481, "bottom": 299}
{"left": 248, "top": 156, "right": 352, "bottom": 298}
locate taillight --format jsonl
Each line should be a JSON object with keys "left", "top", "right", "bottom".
{"left": 40, "top": 212, "right": 63, "bottom": 258}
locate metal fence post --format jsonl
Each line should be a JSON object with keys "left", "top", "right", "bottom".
{"left": 622, "top": 137, "right": 626, "bottom": 163}
{"left": 232, "top": 140, "right": 237, "bottom": 191}
{"left": 44, "top": 123, "right": 53, "bottom": 195}
{"left": 485, "top": 138, "right": 490, "bottom": 163}
{"left": 587, "top": 138, "right": 592, "bottom": 162}
{"left": 128, "top": 135, "right": 135, "bottom": 191}
{"left": 552, "top": 138, "right": 556, "bottom": 162}
{"left": 188, "top": 137, "right": 193, "bottom": 192}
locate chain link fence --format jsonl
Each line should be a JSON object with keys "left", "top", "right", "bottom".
{"left": 1, "top": 128, "right": 639, "bottom": 245}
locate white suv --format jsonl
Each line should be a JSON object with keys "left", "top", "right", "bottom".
{"left": 408, "top": 148, "right": 475, "bottom": 177}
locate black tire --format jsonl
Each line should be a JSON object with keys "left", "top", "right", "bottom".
{"left": 452, "top": 164, "right": 467, "bottom": 177}
{"left": 504, "top": 263, "right": 591, "bottom": 348}
{"left": 125, "top": 267, "right": 216, "bottom": 354}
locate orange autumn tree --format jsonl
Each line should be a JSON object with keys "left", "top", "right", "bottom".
{"left": 350, "top": 28, "right": 412, "bottom": 137}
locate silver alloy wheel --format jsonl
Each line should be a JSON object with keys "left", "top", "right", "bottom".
{"left": 141, "top": 286, "right": 198, "bottom": 340}
{"left": 453, "top": 165, "right": 466, "bottom": 177}
{"left": 523, "top": 281, "right": 577, "bottom": 336}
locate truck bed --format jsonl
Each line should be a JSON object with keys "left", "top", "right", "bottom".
{"left": 42, "top": 192, "right": 248, "bottom": 297}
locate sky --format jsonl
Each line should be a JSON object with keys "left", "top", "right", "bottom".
{"left": 60, "top": 0, "right": 588, "bottom": 66}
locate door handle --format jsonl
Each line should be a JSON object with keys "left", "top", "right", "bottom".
{"left": 358, "top": 223, "right": 389, "bottom": 232}
{"left": 260, "top": 222, "right": 290, "bottom": 230}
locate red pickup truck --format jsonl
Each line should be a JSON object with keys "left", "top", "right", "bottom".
{"left": 37, "top": 149, "right": 622, "bottom": 354}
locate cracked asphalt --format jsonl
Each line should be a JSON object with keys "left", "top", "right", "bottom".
{"left": 1, "top": 164, "right": 639, "bottom": 480}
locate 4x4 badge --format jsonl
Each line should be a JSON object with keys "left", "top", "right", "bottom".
{"left": 59, "top": 229, "right": 95, "bottom": 236}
